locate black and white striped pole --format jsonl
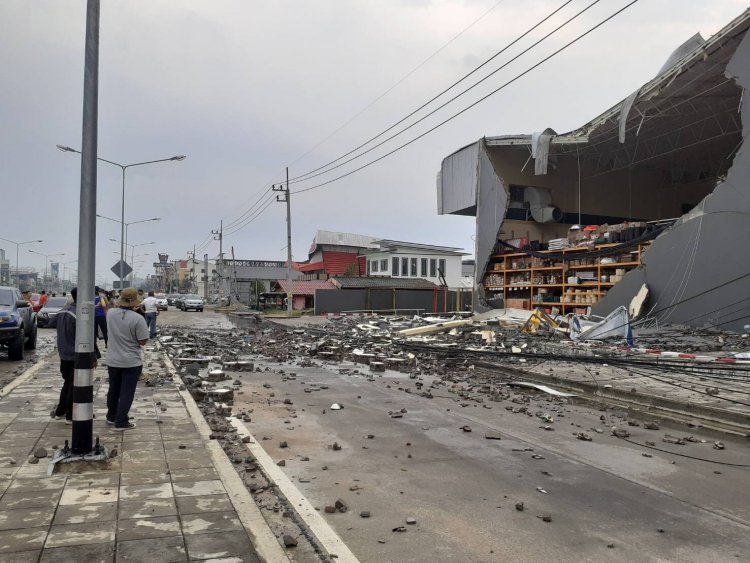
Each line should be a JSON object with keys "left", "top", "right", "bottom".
{"left": 71, "top": 0, "right": 100, "bottom": 455}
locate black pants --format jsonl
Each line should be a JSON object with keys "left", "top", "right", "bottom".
{"left": 95, "top": 316, "right": 108, "bottom": 347}
{"left": 106, "top": 365, "right": 142, "bottom": 427}
{"left": 55, "top": 360, "right": 75, "bottom": 420}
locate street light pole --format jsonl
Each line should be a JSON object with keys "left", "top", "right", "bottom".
{"left": 0, "top": 238, "right": 42, "bottom": 286}
{"left": 57, "top": 149, "right": 184, "bottom": 291}
{"left": 28, "top": 250, "right": 65, "bottom": 288}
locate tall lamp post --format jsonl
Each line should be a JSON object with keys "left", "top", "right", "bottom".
{"left": 57, "top": 144, "right": 184, "bottom": 289}
{"left": 28, "top": 250, "right": 65, "bottom": 287}
{"left": 0, "top": 238, "right": 43, "bottom": 286}
{"left": 61, "top": 259, "right": 78, "bottom": 292}
{"left": 110, "top": 239, "right": 155, "bottom": 285}
{"left": 98, "top": 214, "right": 160, "bottom": 254}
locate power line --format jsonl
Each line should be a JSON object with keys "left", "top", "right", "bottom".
{"left": 223, "top": 186, "right": 273, "bottom": 230}
{"left": 287, "top": 0, "right": 510, "bottom": 170}
{"left": 223, "top": 195, "right": 276, "bottom": 237}
{"left": 291, "top": 0, "right": 640, "bottom": 195}
{"left": 289, "top": 0, "right": 574, "bottom": 183}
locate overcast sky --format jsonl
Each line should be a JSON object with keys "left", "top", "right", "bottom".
{"left": 1, "top": 0, "right": 747, "bottom": 286}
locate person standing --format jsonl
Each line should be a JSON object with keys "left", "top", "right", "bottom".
{"left": 94, "top": 287, "right": 108, "bottom": 348}
{"left": 48, "top": 288, "right": 83, "bottom": 424}
{"left": 141, "top": 290, "right": 159, "bottom": 339}
{"left": 106, "top": 287, "right": 149, "bottom": 430}
{"left": 39, "top": 290, "right": 48, "bottom": 308}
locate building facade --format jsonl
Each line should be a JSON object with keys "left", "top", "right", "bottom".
{"left": 362, "top": 240, "right": 467, "bottom": 288}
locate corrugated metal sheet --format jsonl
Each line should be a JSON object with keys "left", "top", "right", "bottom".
{"left": 438, "top": 141, "right": 479, "bottom": 215}
{"left": 330, "top": 277, "right": 437, "bottom": 289}
{"left": 313, "top": 230, "right": 379, "bottom": 250}
{"left": 322, "top": 251, "right": 360, "bottom": 275}
{"left": 275, "top": 279, "right": 335, "bottom": 296}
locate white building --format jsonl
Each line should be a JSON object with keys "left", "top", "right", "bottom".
{"left": 363, "top": 240, "right": 468, "bottom": 288}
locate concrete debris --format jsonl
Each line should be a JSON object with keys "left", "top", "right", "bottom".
{"left": 576, "top": 432, "right": 593, "bottom": 441}
{"left": 714, "top": 441, "right": 726, "bottom": 450}
{"left": 33, "top": 447, "right": 47, "bottom": 459}
{"left": 330, "top": 403, "right": 342, "bottom": 410}
{"left": 406, "top": 517, "right": 417, "bottom": 525}
{"left": 611, "top": 428, "right": 630, "bottom": 438}
{"left": 283, "top": 534, "right": 298, "bottom": 548}
{"left": 643, "top": 422, "right": 660, "bottom": 430}
{"left": 515, "top": 502, "right": 525, "bottom": 511}
{"left": 360, "top": 511, "right": 371, "bottom": 518}
{"left": 461, "top": 425, "right": 472, "bottom": 432}
{"left": 334, "top": 499, "right": 348, "bottom": 513}
{"left": 485, "top": 432, "right": 502, "bottom": 440}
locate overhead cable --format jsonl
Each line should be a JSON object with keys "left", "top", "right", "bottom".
{"left": 289, "top": 0, "right": 576, "bottom": 184}
{"left": 287, "top": 0, "right": 511, "bottom": 170}
{"left": 291, "top": 0, "right": 641, "bottom": 195}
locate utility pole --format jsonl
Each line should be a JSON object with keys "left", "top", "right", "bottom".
{"left": 203, "top": 253, "right": 208, "bottom": 300}
{"left": 71, "top": 0, "right": 102, "bottom": 457}
{"left": 273, "top": 167, "right": 293, "bottom": 317}
{"left": 212, "top": 221, "right": 223, "bottom": 300}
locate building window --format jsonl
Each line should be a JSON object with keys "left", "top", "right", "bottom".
{"left": 410, "top": 258, "right": 417, "bottom": 277}
{"left": 367, "top": 260, "right": 371, "bottom": 275}
{"left": 420, "top": 258, "right": 427, "bottom": 277}
{"left": 438, "top": 259, "right": 446, "bottom": 278}
{"left": 380, "top": 259, "right": 388, "bottom": 271}
{"left": 430, "top": 259, "right": 436, "bottom": 277}
{"left": 401, "top": 257, "right": 409, "bottom": 276}
{"left": 392, "top": 257, "right": 399, "bottom": 276}
{"left": 372, "top": 260, "right": 379, "bottom": 273}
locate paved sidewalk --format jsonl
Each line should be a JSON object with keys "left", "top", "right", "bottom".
{"left": 0, "top": 345, "right": 278, "bottom": 562}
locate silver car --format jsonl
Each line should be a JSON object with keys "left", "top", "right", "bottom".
{"left": 180, "top": 294, "right": 204, "bottom": 312}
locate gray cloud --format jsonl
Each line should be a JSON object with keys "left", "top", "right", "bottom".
{"left": 1, "top": 0, "right": 746, "bottom": 285}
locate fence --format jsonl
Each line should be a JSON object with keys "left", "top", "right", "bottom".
{"left": 314, "top": 288, "right": 472, "bottom": 315}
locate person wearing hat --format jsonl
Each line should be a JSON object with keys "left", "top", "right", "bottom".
{"left": 105, "top": 287, "right": 149, "bottom": 430}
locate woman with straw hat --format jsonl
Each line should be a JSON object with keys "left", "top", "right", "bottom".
{"left": 105, "top": 287, "right": 149, "bottom": 430}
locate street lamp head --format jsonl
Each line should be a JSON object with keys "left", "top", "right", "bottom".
{"left": 170, "top": 155, "right": 187, "bottom": 161}
{"left": 56, "top": 145, "right": 77, "bottom": 153}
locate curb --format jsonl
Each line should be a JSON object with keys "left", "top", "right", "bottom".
{"left": 229, "top": 417, "right": 360, "bottom": 563}
{"left": 160, "top": 350, "right": 290, "bottom": 563}
{"left": 0, "top": 354, "right": 52, "bottom": 398}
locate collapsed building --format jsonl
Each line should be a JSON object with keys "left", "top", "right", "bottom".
{"left": 437, "top": 9, "right": 750, "bottom": 332}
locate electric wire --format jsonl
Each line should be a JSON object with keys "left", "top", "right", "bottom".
{"left": 223, "top": 196, "right": 277, "bottom": 238}
{"left": 289, "top": 0, "right": 603, "bottom": 187}
{"left": 289, "top": 0, "right": 575, "bottom": 183}
{"left": 290, "top": 0, "right": 642, "bottom": 195}
{"left": 287, "top": 0, "right": 511, "bottom": 170}
{"left": 223, "top": 186, "right": 274, "bottom": 230}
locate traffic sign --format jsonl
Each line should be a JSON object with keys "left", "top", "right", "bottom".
{"left": 111, "top": 259, "right": 133, "bottom": 278}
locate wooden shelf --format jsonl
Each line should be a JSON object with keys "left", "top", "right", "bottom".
{"left": 600, "top": 261, "right": 640, "bottom": 268}
{"left": 486, "top": 239, "right": 650, "bottom": 312}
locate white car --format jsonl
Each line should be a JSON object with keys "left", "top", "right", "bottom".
{"left": 180, "top": 294, "right": 204, "bottom": 312}
{"left": 155, "top": 294, "right": 168, "bottom": 311}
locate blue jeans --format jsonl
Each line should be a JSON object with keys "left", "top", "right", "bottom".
{"left": 106, "top": 365, "right": 142, "bottom": 427}
{"left": 145, "top": 312, "right": 157, "bottom": 338}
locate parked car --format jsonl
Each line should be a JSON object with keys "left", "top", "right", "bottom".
{"left": 180, "top": 294, "right": 204, "bottom": 312}
{"left": 155, "top": 294, "right": 168, "bottom": 311}
{"left": 167, "top": 294, "right": 181, "bottom": 306}
{"left": 0, "top": 287, "right": 37, "bottom": 360}
{"left": 173, "top": 295, "right": 186, "bottom": 309}
{"left": 37, "top": 296, "right": 69, "bottom": 328}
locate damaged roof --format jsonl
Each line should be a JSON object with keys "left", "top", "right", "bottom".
{"left": 330, "top": 277, "right": 439, "bottom": 290}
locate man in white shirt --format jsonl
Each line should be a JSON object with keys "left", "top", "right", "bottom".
{"left": 141, "top": 290, "right": 159, "bottom": 339}
{"left": 106, "top": 287, "right": 149, "bottom": 430}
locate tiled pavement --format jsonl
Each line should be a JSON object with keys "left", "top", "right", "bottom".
{"left": 0, "top": 349, "right": 263, "bottom": 562}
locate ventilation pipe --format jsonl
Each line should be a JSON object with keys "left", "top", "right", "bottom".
{"left": 524, "top": 186, "right": 562, "bottom": 223}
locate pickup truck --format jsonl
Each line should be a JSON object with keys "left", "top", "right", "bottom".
{"left": 0, "top": 287, "right": 37, "bottom": 361}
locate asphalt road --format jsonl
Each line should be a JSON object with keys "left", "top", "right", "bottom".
{"left": 150, "top": 310, "right": 750, "bottom": 562}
